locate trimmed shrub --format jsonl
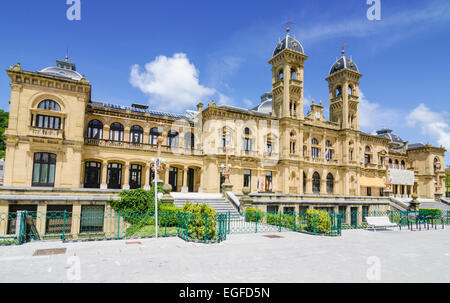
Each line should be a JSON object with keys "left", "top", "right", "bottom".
{"left": 159, "top": 205, "right": 182, "bottom": 227}
{"left": 281, "top": 213, "right": 295, "bottom": 229}
{"left": 266, "top": 212, "right": 279, "bottom": 226}
{"left": 306, "top": 209, "right": 331, "bottom": 234}
{"left": 182, "top": 203, "right": 217, "bottom": 241}
{"left": 245, "top": 208, "right": 263, "bottom": 223}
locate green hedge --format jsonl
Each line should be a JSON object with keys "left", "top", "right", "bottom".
{"left": 160, "top": 205, "right": 182, "bottom": 227}
{"left": 419, "top": 209, "right": 443, "bottom": 218}
{"left": 245, "top": 208, "right": 263, "bottom": 223}
{"left": 306, "top": 209, "right": 331, "bottom": 234}
{"left": 182, "top": 203, "right": 217, "bottom": 241}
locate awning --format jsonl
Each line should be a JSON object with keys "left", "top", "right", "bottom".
{"left": 360, "top": 176, "right": 385, "bottom": 188}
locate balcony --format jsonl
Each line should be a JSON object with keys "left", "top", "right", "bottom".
{"left": 84, "top": 138, "right": 202, "bottom": 155}
{"left": 30, "top": 127, "right": 64, "bottom": 140}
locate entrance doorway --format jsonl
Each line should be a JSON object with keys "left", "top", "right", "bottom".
{"left": 187, "top": 168, "right": 195, "bottom": 192}
{"left": 169, "top": 167, "right": 179, "bottom": 192}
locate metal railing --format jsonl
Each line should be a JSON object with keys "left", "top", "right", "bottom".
{"left": 0, "top": 209, "right": 228, "bottom": 245}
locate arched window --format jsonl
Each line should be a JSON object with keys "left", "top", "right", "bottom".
{"left": 312, "top": 138, "right": 319, "bottom": 145}
{"left": 394, "top": 160, "right": 399, "bottom": 169}
{"left": 38, "top": 99, "right": 61, "bottom": 112}
{"left": 389, "top": 158, "right": 393, "bottom": 168}
{"left": 130, "top": 125, "right": 143, "bottom": 144}
{"left": 150, "top": 127, "right": 160, "bottom": 145}
{"left": 291, "top": 69, "right": 297, "bottom": 80}
{"left": 87, "top": 120, "right": 103, "bottom": 139}
{"left": 279, "top": 70, "right": 284, "bottom": 80}
{"left": 129, "top": 164, "right": 142, "bottom": 189}
{"left": 109, "top": 123, "right": 124, "bottom": 141}
{"left": 434, "top": 157, "right": 441, "bottom": 172}
{"left": 290, "top": 131, "right": 296, "bottom": 154}
{"left": 336, "top": 86, "right": 342, "bottom": 97}
{"left": 365, "top": 146, "right": 371, "bottom": 153}
{"left": 32, "top": 153, "right": 57, "bottom": 187}
{"left": 168, "top": 130, "right": 179, "bottom": 148}
{"left": 401, "top": 160, "right": 406, "bottom": 170}
{"left": 312, "top": 172, "right": 321, "bottom": 194}
{"left": 348, "top": 85, "right": 353, "bottom": 96}
{"left": 327, "top": 173, "right": 334, "bottom": 195}
{"left": 84, "top": 161, "right": 101, "bottom": 189}
{"left": 184, "top": 132, "right": 195, "bottom": 149}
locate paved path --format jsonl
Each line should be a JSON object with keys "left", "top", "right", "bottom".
{"left": 0, "top": 228, "right": 449, "bottom": 283}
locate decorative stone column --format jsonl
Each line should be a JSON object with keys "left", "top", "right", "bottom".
{"left": 123, "top": 162, "right": 130, "bottom": 190}
{"left": 144, "top": 164, "right": 151, "bottom": 190}
{"left": 222, "top": 183, "right": 234, "bottom": 195}
{"left": 160, "top": 184, "right": 175, "bottom": 205}
{"left": 101, "top": 161, "right": 108, "bottom": 190}
{"left": 181, "top": 166, "right": 188, "bottom": 193}
{"left": 239, "top": 187, "right": 253, "bottom": 212}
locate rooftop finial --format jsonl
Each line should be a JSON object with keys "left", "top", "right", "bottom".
{"left": 341, "top": 43, "right": 347, "bottom": 56}
{"left": 65, "top": 48, "right": 69, "bottom": 61}
{"left": 285, "top": 21, "right": 294, "bottom": 36}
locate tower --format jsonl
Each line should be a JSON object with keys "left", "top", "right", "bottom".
{"left": 269, "top": 27, "right": 308, "bottom": 120}
{"left": 326, "top": 49, "right": 362, "bottom": 130}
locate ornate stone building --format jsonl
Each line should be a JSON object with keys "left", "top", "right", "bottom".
{"left": 2, "top": 29, "right": 446, "bottom": 201}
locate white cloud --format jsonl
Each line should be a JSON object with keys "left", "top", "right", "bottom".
{"left": 407, "top": 104, "right": 450, "bottom": 150}
{"left": 359, "top": 91, "right": 401, "bottom": 132}
{"left": 130, "top": 53, "right": 215, "bottom": 111}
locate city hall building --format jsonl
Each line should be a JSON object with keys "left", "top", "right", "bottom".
{"left": 1, "top": 29, "right": 447, "bottom": 224}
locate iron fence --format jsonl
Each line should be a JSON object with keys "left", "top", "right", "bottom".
{"left": 0, "top": 209, "right": 228, "bottom": 246}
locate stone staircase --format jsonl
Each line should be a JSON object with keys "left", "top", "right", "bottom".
{"left": 420, "top": 199, "right": 450, "bottom": 212}
{"left": 172, "top": 193, "right": 241, "bottom": 218}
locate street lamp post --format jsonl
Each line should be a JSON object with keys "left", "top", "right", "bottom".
{"left": 220, "top": 146, "right": 233, "bottom": 194}
{"left": 152, "top": 135, "right": 165, "bottom": 239}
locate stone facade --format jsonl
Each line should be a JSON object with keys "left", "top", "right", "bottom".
{"left": 2, "top": 30, "right": 446, "bottom": 201}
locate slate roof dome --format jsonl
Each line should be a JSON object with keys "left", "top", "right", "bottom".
{"left": 329, "top": 50, "right": 359, "bottom": 75}
{"left": 39, "top": 57, "right": 83, "bottom": 81}
{"left": 376, "top": 128, "right": 405, "bottom": 146}
{"left": 273, "top": 28, "right": 305, "bottom": 57}
{"left": 251, "top": 93, "right": 273, "bottom": 115}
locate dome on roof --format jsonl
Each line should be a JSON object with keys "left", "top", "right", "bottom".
{"left": 329, "top": 50, "right": 359, "bottom": 75}
{"left": 273, "top": 28, "right": 304, "bottom": 57}
{"left": 39, "top": 58, "right": 83, "bottom": 81}
{"left": 251, "top": 93, "right": 273, "bottom": 114}
{"left": 376, "top": 128, "right": 405, "bottom": 146}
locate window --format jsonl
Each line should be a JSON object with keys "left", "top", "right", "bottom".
{"left": 326, "top": 173, "right": 334, "bottom": 195}
{"left": 312, "top": 172, "right": 321, "bottom": 194}
{"left": 184, "top": 132, "right": 195, "bottom": 149}
{"left": 168, "top": 131, "right": 179, "bottom": 148}
{"left": 129, "top": 164, "right": 142, "bottom": 189}
{"left": 243, "top": 128, "right": 252, "bottom": 151}
{"left": 130, "top": 125, "right": 143, "bottom": 144}
{"left": 325, "top": 141, "right": 333, "bottom": 160}
{"left": 365, "top": 154, "right": 371, "bottom": 164}
{"left": 267, "top": 205, "right": 278, "bottom": 214}
{"left": 107, "top": 163, "right": 122, "bottom": 189}
{"left": 362, "top": 206, "right": 369, "bottom": 223}
{"left": 109, "top": 123, "right": 124, "bottom": 142}
{"left": 365, "top": 146, "right": 371, "bottom": 153}
{"left": 35, "top": 115, "right": 61, "bottom": 130}
{"left": 150, "top": 128, "right": 160, "bottom": 145}
{"left": 265, "top": 172, "right": 273, "bottom": 192}
{"left": 401, "top": 160, "right": 406, "bottom": 170}
{"left": 367, "top": 187, "right": 372, "bottom": 196}
{"left": 243, "top": 170, "right": 252, "bottom": 189}
{"left": 46, "top": 205, "right": 73, "bottom": 235}
{"left": 284, "top": 207, "right": 295, "bottom": 215}
{"left": 303, "top": 172, "right": 306, "bottom": 194}
{"left": 312, "top": 147, "right": 319, "bottom": 159}
{"left": 312, "top": 138, "right": 319, "bottom": 145}
{"left": 87, "top": 120, "right": 103, "bottom": 139}
{"left": 38, "top": 100, "right": 61, "bottom": 112}
{"left": 394, "top": 160, "right": 399, "bottom": 169}
{"left": 267, "top": 141, "right": 273, "bottom": 153}
{"left": 32, "top": 153, "right": 56, "bottom": 187}
{"left": 84, "top": 161, "right": 101, "bottom": 189}
{"left": 290, "top": 142, "right": 296, "bottom": 154}
{"left": 80, "top": 205, "right": 105, "bottom": 234}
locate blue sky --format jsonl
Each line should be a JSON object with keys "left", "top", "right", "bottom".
{"left": 0, "top": 0, "right": 449, "bottom": 163}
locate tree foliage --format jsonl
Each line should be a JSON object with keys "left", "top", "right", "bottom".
{"left": 0, "top": 110, "right": 9, "bottom": 159}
